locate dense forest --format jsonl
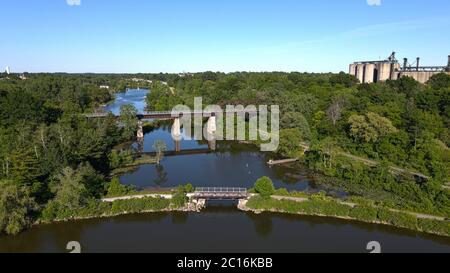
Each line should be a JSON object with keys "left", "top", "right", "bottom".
{"left": 0, "top": 71, "right": 449, "bottom": 235}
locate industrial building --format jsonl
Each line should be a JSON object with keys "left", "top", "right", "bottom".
{"left": 349, "top": 53, "right": 450, "bottom": 84}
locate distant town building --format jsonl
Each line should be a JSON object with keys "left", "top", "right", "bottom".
{"left": 131, "top": 78, "right": 152, "bottom": 83}
{"left": 178, "top": 72, "right": 193, "bottom": 77}
{"left": 5, "top": 66, "right": 10, "bottom": 75}
{"left": 99, "top": 85, "right": 110, "bottom": 89}
{"left": 19, "top": 74, "right": 27, "bottom": 80}
{"left": 349, "top": 52, "right": 450, "bottom": 84}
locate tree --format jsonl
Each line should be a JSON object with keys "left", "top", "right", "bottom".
{"left": 119, "top": 104, "right": 138, "bottom": 140}
{"left": 327, "top": 97, "right": 347, "bottom": 126}
{"left": 427, "top": 73, "right": 450, "bottom": 90}
{"left": 349, "top": 112, "right": 398, "bottom": 143}
{"left": 278, "top": 128, "right": 304, "bottom": 158}
{"left": 254, "top": 177, "right": 275, "bottom": 199}
{"left": 390, "top": 76, "right": 422, "bottom": 98}
{"left": 106, "top": 177, "right": 134, "bottom": 197}
{"left": 43, "top": 167, "right": 90, "bottom": 219}
{"left": 312, "top": 137, "right": 339, "bottom": 168}
{"left": 330, "top": 72, "right": 359, "bottom": 87}
{"left": 0, "top": 180, "right": 37, "bottom": 235}
{"left": 172, "top": 185, "right": 188, "bottom": 208}
{"left": 153, "top": 140, "right": 167, "bottom": 165}
{"left": 76, "top": 162, "right": 105, "bottom": 198}
{"left": 280, "top": 112, "right": 312, "bottom": 140}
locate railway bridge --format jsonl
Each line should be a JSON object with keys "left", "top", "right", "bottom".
{"left": 85, "top": 109, "right": 259, "bottom": 151}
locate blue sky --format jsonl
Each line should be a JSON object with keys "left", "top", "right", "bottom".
{"left": 1, "top": 0, "right": 449, "bottom": 73}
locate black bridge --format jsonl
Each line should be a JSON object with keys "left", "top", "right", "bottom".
{"left": 191, "top": 187, "right": 249, "bottom": 200}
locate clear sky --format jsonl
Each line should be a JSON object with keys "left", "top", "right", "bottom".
{"left": 1, "top": 0, "right": 449, "bottom": 73}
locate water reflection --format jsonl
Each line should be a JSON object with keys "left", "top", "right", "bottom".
{"left": 154, "top": 164, "right": 169, "bottom": 186}
{"left": 120, "top": 126, "right": 320, "bottom": 191}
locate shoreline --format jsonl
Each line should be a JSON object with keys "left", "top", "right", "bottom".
{"left": 237, "top": 197, "right": 450, "bottom": 238}
{"left": 21, "top": 194, "right": 449, "bottom": 239}
{"left": 241, "top": 206, "right": 450, "bottom": 238}
{"left": 33, "top": 199, "right": 202, "bottom": 227}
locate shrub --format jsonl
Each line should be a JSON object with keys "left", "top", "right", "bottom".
{"left": 254, "top": 177, "right": 275, "bottom": 198}
{"left": 376, "top": 208, "right": 417, "bottom": 229}
{"left": 417, "top": 219, "right": 450, "bottom": 235}
{"left": 106, "top": 178, "right": 135, "bottom": 197}
{"left": 184, "top": 183, "right": 194, "bottom": 193}
{"left": 171, "top": 185, "right": 188, "bottom": 208}
{"left": 348, "top": 205, "right": 378, "bottom": 222}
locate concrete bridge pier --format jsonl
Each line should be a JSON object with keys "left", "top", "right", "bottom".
{"left": 137, "top": 120, "right": 144, "bottom": 139}
{"left": 207, "top": 116, "right": 217, "bottom": 135}
{"left": 208, "top": 138, "right": 216, "bottom": 151}
{"left": 171, "top": 117, "right": 182, "bottom": 141}
{"left": 174, "top": 139, "right": 181, "bottom": 152}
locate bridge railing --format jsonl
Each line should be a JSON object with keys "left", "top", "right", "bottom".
{"left": 195, "top": 187, "right": 247, "bottom": 193}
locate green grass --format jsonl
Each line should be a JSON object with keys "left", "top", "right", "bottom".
{"left": 246, "top": 195, "right": 450, "bottom": 237}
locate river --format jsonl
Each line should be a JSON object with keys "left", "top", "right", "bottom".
{"left": 1, "top": 206, "right": 449, "bottom": 253}
{"left": 1, "top": 89, "right": 448, "bottom": 253}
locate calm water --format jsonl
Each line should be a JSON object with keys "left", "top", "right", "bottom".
{"left": 0, "top": 206, "right": 449, "bottom": 253}
{"left": 105, "top": 89, "right": 149, "bottom": 115}
{"left": 111, "top": 89, "right": 323, "bottom": 192}
{"left": 122, "top": 126, "right": 320, "bottom": 192}
{"left": 3, "top": 89, "right": 447, "bottom": 253}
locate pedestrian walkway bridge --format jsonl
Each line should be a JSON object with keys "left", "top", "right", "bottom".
{"left": 191, "top": 187, "right": 249, "bottom": 200}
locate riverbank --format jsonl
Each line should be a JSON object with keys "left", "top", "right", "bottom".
{"left": 239, "top": 194, "right": 450, "bottom": 237}
{"left": 35, "top": 192, "right": 203, "bottom": 227}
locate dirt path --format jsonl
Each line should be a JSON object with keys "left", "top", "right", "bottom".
{"left": 271, "top": 195, "right": 447, "bottom": 221}
{"left": 102, "top": 194, "right": 173, "bottom": 202}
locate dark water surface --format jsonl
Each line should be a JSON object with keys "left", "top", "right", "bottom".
{"left": 121, "top": 127, "right": 319, "bottom": 191}
{"left": 0, "top": 206, "right": 448, "bottom": 253}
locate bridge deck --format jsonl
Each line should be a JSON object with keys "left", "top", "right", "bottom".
{"left": 85, "top": 110, "right": 259, "bottom": 119}
{"left": 191, "top": 187, "right": 249, "bottom": 200}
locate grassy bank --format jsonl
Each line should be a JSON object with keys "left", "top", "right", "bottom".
{"left": 245, "top": 195, "right": 450, "bottom": 237}
{"left": 37, "top": 184, "right": 194, "bottom": 225}
{"left": 38, "top": 195, "right": 188, "bottom": 224}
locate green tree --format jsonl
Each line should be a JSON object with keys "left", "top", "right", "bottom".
{"left": 349, "top": 112, "right": 398, "bottom": 143}
{"left": 153, "top": 140, "right": 167, "bottom": 164}
{"left": 43, "top": 167, "right": 90, "bottom": 219}
{"left": 106, "top": 177, "right": 134, "bottom": 197}
{"left": 172, "top": 185, "right": 188, "bottom": 208}
{"left": 0, "top": 180, "right": 37, "bottom": 235}
{"left": 427, "top": 73, "right": 450, "bottom": 90}
{"left": 76, "top": 162, "right": 105, "bottom": 198}
{"left": 278, "top": 128, "right": 304, "bottom": 158}
{"left": 254, "top": 177, "right": 275, "bottom": 199}
{"left": 119, "top": 104, "right": 138, "bottom": 140}
{"left": 280, "top": 112, "right": 312, "bottom": 140}
{"left": 330, "top": 72, "right": 359, "bottom": 87}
